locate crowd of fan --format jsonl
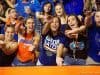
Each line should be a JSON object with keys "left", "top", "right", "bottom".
{"left": 0, "top": 0, "right": 100, "bottom": 66}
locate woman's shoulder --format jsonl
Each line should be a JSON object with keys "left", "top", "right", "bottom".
{"left": 34, "top": 32, "right": 40, "bottom": 40}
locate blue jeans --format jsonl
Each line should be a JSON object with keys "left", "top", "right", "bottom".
{"left": 12, "top": 57, "right": 36, "bottom": 66}
{"left": 63, "top": 56, "right": 86, "bottom": 65}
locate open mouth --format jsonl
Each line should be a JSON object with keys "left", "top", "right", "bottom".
{"left": 52, "top": 26, "right": 58, "bottom": 31}
{"left": 70, "top": 24, "right": 77, "bottom": 28}
{"left": 29, "top": 26, "right": 33, "bottom": 29}
{"left": 57, "top": 11, "right": 62, "bottom": 15}
{"left": 70, "top": 24, "right": 75, "bottom": 27}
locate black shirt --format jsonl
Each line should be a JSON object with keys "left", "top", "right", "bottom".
{"left": 66, "top": 34, "right": 88, "bottom": 59}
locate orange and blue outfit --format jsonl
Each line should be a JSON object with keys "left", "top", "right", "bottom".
{"left": 12, "top": 34, "right": 36, "bottom": 66}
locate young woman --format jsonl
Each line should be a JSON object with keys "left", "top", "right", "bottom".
{"left": 0, "top": 8, "right": 20, "bottom": 41}
{"left": 37, "top": 17, "right": 66, "bottom": 66}
{"left": 0, "top": 25, "right": 18, "bottom": 66}
{"left": 0, "top": 8, "right": 18, "bottom": 25}
{"left": 37, "top": 1, "right": 53, "bottom": 25}
{"left": 85, "top": 10, "right": 100, "bottom": 65}
{"left": 55, "top": 3, "right": 68, "bottom": 33}
{"left": 5, "top": 8, "right": 18, "bottom": 26}
{"left": 63, "top": 15, "right": 87, "bottom": 65}
{"left": 12, "top": 17, "right": 40, "bottom": 66}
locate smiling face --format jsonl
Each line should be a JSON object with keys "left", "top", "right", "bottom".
{"left": 68, "top": 15, "right": 79, "bottom": 29}
{"left": 43, "top": 3, "right": 52, "bottom": 14}
{"left": 25, "top": 18, "right": 35, "bottom": 34}
{"left": 95, "top": 11, "right": 100, "bottom": 27}
{"left": 5, "top": 26, "right": 14, "bottom": 41}
{"left": 55, "top": 4, "right": 64, "bottom": 16}
{"left": 50, "top": 17, "right": 60, "bottom": 32}
{"left": 9, "top": 9, "right": 17, "bottom": 19}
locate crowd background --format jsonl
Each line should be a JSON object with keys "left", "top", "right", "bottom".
{"left": 0, "top": 0, "right": 100, "bottom": 66}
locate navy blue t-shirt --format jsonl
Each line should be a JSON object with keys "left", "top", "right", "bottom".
{"left": 87, "top": 24, "right": 100, "bottom": 62}
{"left": 39, "top": 33, "right": 67, "bottom": 65}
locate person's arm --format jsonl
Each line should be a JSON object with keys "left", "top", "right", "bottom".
{"left": 83, "top": 0, "right": 88, "bottom": 11}
{"left": 29, "top": 33, "right": 40, "bottom": 52}
{"left": 33, "top": 33, "right": 40, "bottom": 59}
{"left": 91, "top": 0, "right": 97, "bottom": 10}
{"left": 0, "top": 8, "right": 11, "bottom": 22}
{"left": 56, "top": 43, "right": 64, "bottom": 66}
{"left": 0, "top": 16, "right": 6, "bottom": 22}
{"left": 42, "top": 23, "right": 50, "bottom": 35}
{"left": 44, "top": 45, "right": 57, "bottom": 53}
{"left": 2, "top": 41, "right": 18, "bottom": 55}
{"left": 0, "top": 40, "right": 5, "bottom": 49}
{"left": 0, "top": 34, "right": 5, "bottom": 40}
{"left": 5, "top": 0, "right": 15, "bottom": 8}
{"left": 78, "top": 15, "right": 83, "bottom": 22}
{"left": 84, "top": 11, "right": 94, "bottom": 27}
{"left": 65, "top": 25, "right": 86, "bottom": 36}
{"left": 36, "top": 12, "right": 43, "bottom": 19}
{"left": 33, "top": 33, "right": 40, "bottom": 50}
{"left": 0, "top": 34, "right": 5, "bottom": 49}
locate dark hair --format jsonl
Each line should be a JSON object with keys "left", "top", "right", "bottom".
{"left": 48, "top": 16, "right": 61, "bottom": 38}
{"left": 67, "top": 14, "right": 82, "bottom": 29}
{"left": 25, "top": 16, "right": 34, "bottom": 24}
{"left": 42, "top": 1, "right": 53, "bottom": 15}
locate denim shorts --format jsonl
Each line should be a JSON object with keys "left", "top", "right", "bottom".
{"left": 63, "top": 56, "right": 86, "bottom": 65}
{"left": 12, "top": 57, "right": 36, "bottom": 66}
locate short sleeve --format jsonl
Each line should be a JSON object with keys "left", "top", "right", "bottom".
{"left": 59, "top": 34, "right": 68, "bottom": 47}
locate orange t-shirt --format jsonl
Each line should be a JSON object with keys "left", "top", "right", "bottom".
{"left": 17, "top": 34, "right": 36, "bottom": 62}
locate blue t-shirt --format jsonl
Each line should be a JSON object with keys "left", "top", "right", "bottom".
{"left": 15, "top": 2, "right": 31, "bottom": 17}
{"left": 63, "top": 0, "right": 84, "bottom": 15}
{"left": 0, "top": 24, "right": 5, "bottom": 34}
{"left": 60, "top": 24, "right": 69, "bottom": 33}
{"left": 15, "top": 0, "right": 40, "bottom": 17}
{"left": 30, "top": 0, "right": 41, "bottom": 12}
{"left": 16, "top": 0, "right": 22, "bottom": 3}
{"left": 87, "top": 24, "right": 100, "bottom": 62}
{"left": 39, "top": 33, "right": 67, "bottom": 65}
{"left": 15, "top": 0, "right": 42, "bottom": 17}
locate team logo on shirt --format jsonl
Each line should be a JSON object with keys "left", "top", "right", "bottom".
{"left": 44, "top": 36, "right": 60, "bottom": 56}
{"left": 31, "top": 0, "right": 35, "bottom": 3}
{"left": 19, "top": 38, "right": 34, "bottom": 51}
{"left": 69, "top": 41, "right": 85, "bottom": 51}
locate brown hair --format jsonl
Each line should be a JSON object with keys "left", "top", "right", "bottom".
{"left": 55, "top": 3, "right": 67, "bottom": 19}
{"left": 48, "top": 16, "right": 61, "bottom": 37}
{"left": 67, "top": 14, "right": 82, "bottom": 29}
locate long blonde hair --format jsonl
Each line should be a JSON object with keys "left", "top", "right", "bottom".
{"left": 55, "top": 3, "right": 67, "bottom": 19}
